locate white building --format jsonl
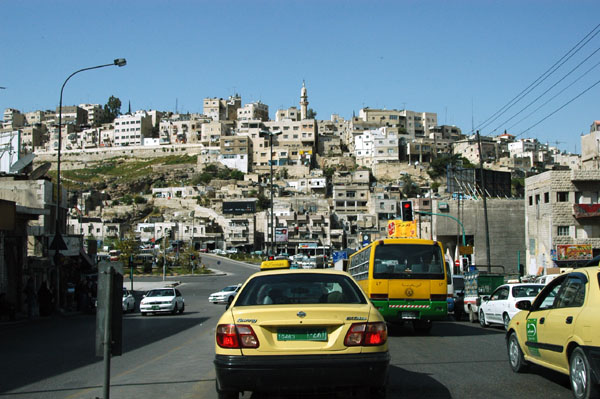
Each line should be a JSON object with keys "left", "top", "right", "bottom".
{"left": 114, "top": 111, "right": 153, "bottom": 147}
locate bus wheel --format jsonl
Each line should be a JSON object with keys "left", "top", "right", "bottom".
{"left": 413, "top": 320, "right": 432, "bottom": 334}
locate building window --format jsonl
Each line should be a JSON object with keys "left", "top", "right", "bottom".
{"left": 529, "top": 196, "right": 533, "bottom": 206}
{"left": 557, "top": 226, "right": 570, "bottom": 236}
{"left": 557, "top": 192, "right": 569, "bottom": 202}
{"left": 544, "top": 192, "right": 549, "bottom": 203}
{"left": 535, "top": 194, "right": 540, "bottom": 204}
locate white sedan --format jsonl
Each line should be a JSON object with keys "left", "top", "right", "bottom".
{"left": 140, "top": 287, "right": 185, "bottom": 316}
{"left": 479, "top": 283, "right": 544, "bottom": 329}
{"left": 122, "top": 288, "right": 135, "bottom": 312}
{"left": 208, "top": 284, "right": 241, "bottom": 305}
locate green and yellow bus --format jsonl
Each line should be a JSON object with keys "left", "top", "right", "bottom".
{"left": 348, "top": 238, "right": 449, "bottom": 333}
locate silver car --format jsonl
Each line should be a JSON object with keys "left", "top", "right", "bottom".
{"left": 208, "top": 284, "right": 241, "bottom": 305}
{"left": 122, "top": 287, "right": 135, "bottom": 312}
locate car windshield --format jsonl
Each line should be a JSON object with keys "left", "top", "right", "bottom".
{"left": 222, "top": 286, "right": 237, "bottom": 292}
{"left": 147, "top": 289, "right": 174, "bottom": 297}
{"left": 512, "top": 285, "right": 543, "bottom": 298}
{"left": 235, "top": 273, "right": 367, "bottom": 306}
{"left": 373, "top": 244, "right": 445, "bottom": 279}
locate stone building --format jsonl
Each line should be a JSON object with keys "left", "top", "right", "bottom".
{"left": 525, "top": 169, "right": 600, "bottom": 274}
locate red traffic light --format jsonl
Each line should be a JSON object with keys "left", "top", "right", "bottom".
{"left": 401, "top": 200, "right": 413, "bottom": 222}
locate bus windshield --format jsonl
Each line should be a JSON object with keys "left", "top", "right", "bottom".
{"left": 373, "top": 243, "right": 444, "bottom": 280}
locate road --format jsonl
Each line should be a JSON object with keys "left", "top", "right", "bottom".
{"left": 0, "top": 256, "right": 573, "bottom": 399}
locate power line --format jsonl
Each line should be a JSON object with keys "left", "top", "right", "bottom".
{"left": 475, "top": 22, "right": 600, "bottom": 132}
{"left": 515, "top": 76, "right": 600, "bottom": 138}
{"left": 487, "top": 45, "right": 600, "bottom": 134}
{"left": 507, "top": 58, "right": 600, "bottom": 132}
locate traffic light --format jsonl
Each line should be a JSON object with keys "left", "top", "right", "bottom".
{"left": 401, "top": 200, "right": 414, "bottom": 222}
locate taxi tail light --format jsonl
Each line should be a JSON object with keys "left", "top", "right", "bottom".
{"left": 344, "top": 322, "right": 388, "bottom": 346}
{"left": 216, "top": 324, "right": 259, "bottom": 349}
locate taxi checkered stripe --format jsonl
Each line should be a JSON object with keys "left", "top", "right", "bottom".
{"left": 389, "top": 304, "right": 430, "bottom": 309}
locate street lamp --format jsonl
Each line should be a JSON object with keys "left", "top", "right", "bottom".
{"left": 259, "top": 130, "right": 282, "bottom": 256}
{"left": 51, "top": 58, "right": 127, "bottom": 309}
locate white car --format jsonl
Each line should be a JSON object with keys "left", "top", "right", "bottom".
{"left": 140, "top": 287, "right": 185, "bottom": 316}
{"left": 122, "top": 287, "right": 135, "bottom": 312}
{"left": 209, "top": 284, "right": 241, "bottom": 305}
{"left": 479, "top": 283, "right": 544, "bottom": 330}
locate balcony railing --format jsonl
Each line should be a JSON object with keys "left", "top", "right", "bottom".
{"left": 573, "top": 204, "right": 600, "bottom": 219}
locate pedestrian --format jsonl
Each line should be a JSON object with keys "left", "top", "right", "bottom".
{"left": 37, "top": 281, "right": 53, "bottom": 316}
{"left": 24, "top": 277, "right": 36, "bottom": 318}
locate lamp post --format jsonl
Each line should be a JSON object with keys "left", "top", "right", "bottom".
{"left": 260, "top": 130, "right": 282, "bottom": 256}
{"left": 51, "top": 58, "right": 127, "bottom": 310}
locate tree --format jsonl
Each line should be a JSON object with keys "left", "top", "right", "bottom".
{"left": 400, "top": 174, "right": 420, "bottom": 198}
{"left": 307, "top": 108, "right": 317, "bottom": 119}
{"left": 99, "top": 96, "right": 122, "bottom": 124}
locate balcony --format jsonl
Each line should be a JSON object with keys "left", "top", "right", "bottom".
{"left": 573, "top": 204, "right": 600, "bottom": 219}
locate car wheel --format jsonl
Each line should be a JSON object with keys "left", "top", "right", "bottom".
{"left": 570, "top": 347, "right": 600, "bottom": 399}
{"left": 216, "top": 381, "right": 238, "bottom": 399}
{"left": 503, "top": 313, "right": 511, "bottom": 330}
{"left": 171, "top": 303, "right": 178, "bottom": 315}
{"left": 507, "top": 332, "right": 528, "bottom": 373}
{"left": 178, "top": 303, "right": 185, "bottom": 314}
{"left": 479, "top": 310, "right": 488, "bottom": 327}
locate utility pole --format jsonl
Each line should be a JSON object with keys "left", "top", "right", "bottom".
{"left": 476, "top": 131, "right": 491, "bottom": 271}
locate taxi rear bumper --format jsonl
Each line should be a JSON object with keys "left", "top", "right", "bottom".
{"left": 214, "top": 352, "right": 390, "bottom": 394}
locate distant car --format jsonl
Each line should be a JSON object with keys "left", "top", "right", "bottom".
{"left": 199, "top": 248, "right": 208, "bottom": 253}
{"left": 122, "top": 287, "right": 135, "bottom": 312}
{"left": 507, "top": 267, "right": 600, "bottom": 398}
{"left": 140, "top": 287, "right": 185, "bottom": 316}
{"left": 479, "top": 283, "right": 544, "bottom": 330}
{"left": 534, "top": 274, "right": 561, "bottom": 285}
{"left": 226, "top": 248, "right": 238, "bottom": 254}
{"left": 214, "top": 268, "right": 389, "bottom": 398}
{"left": 208, "top": 284, "right": 242, "bottom": 305}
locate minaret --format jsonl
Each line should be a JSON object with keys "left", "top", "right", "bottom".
{"left": 300, "top": 81, "right": 309, "bottom": 120}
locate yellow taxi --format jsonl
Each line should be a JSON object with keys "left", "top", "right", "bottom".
{"left": 213, "top": 268, "right": 390, "bottom": 399}
{"left": 506, "top": 266, "right": 600, "bottom": 399}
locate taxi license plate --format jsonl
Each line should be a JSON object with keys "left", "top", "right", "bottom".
{"left": 277, "top": 328, "right": 327, "bottom": 341}
{"left": 151, "top": 305, "right": 160, "bottom": 310}
{"left": 401, "top": 311, "right": 418, "bottom": 319}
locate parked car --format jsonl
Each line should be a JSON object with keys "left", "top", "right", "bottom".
{"left": 122, "top": 287, "right": 135, "bottom": 312}
{"left": 140, "top": 287, "right": 185, "bottom": 316}
{"left": 209, "top": 284, "right": 242, "bottom": 305}
{"left": 479, "top": 283, "right": 544, "bottom": 330}
{"left": 507, "top": 267, "right": 600, "bottom": 399}
{"left": 214, "top": 268, "right": 390, "bottom": 398}
{"left": 226, "top": 248, "right": 238, "bottom": 254}
{"left": 534, "top": 274, "right": 562, "bottom": 285}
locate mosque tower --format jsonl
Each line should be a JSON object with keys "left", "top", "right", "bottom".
{"left": 300, "top": 81, "right": 309, "bottom": 120}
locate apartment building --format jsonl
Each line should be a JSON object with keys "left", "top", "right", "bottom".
{"left": 200, "top": 120, "right": 233, "bottom": 147}
{"left": 525, "top": 169, "right": 600, "bottom": 274}
{"left": 219, "top": 136, "right": 251, "bottom": 173}
{"left": 19, "top": 125, "right": 48, "bottom": 152}
{"left": 2, "top": 108, "right": 26, "bottom": 130}
{"left": 428, "top": 125, "right": 463, "bottom": 155}
{"left": 25, "top": 110, "right": 53, "bottom": 126}
{"left": 79, "top": 104, "right": 103, "bottom": 126}
{"left": 113, "top": 111, "right": 152, "bottom": 147}
{"left": 581, "top": 123, "right": 600, "bottom": 169}
{"left": 203, "top": 95, "right": 241, "bottom": 121}
{"left": 354, "top": 127, "right": 399, "bottom": 167}
{"left": 237, "top": 102, "right": 269, "bottom": 121}
{"left": 358, "top": 108, "right": 438, "bottom": 138}
{"left": 159, "top": 113, "right": 207, "bottom": 145}
{"left": 453, "top": 134, "right": 499, "bottom": 165}
{"left": 275, "top": 107, "right": 300, "bottom": 122}
{"left": 57, "top": 105, "right": 87, "bottom": 126}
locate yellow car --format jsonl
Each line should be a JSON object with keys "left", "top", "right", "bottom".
{"left": 506, "top": 266, "right": 600, "bottom": 399}
{"left": 214, "top": 268, "right": 390, "bottom": 399}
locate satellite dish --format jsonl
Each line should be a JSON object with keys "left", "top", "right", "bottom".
{"left": 9, "top": 153, "right": 35, "bottom": 173}
{"left": 30, "top": 162, "right": 52, "bottom": 180}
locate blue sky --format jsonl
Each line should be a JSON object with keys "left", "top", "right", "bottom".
{"left": 2, "top": 0, "right": 599, "bottom": 154}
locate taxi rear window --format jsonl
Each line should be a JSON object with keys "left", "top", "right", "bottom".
{"left": 235, "top": 273, "right": 367, "bottom": 306}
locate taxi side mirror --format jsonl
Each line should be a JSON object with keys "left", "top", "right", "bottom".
{"left": 482, "top": 296, "right": 490, "bottom": 302}
{"left": 515, "top": 300, "right": 532, "bottom": 311}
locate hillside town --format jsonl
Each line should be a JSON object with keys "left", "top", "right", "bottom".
{"left": 1, "top": 82, "right": 599, "bottom": 314}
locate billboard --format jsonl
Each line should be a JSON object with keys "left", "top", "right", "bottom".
{"left": 555, "top": 244, "right": 592, "bottom": 261}
{"left": 275, "top": 228, "right": 288, "bottom": 242}
{"left": 223, "top": 200, "right": 256, "bottom": 214}
{"left": 387, "top": 220, "right": 417, "bottom": 238}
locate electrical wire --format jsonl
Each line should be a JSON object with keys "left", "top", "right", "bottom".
{"left": 487, "top": 45, "right": 600, "bottom": 134}
{"left": 475, "top": 22, "right": 600, "bottom": 133}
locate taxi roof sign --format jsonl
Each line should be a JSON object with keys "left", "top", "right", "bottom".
{"left": 260, "top": 259, "right": 290, "bottom": 270}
